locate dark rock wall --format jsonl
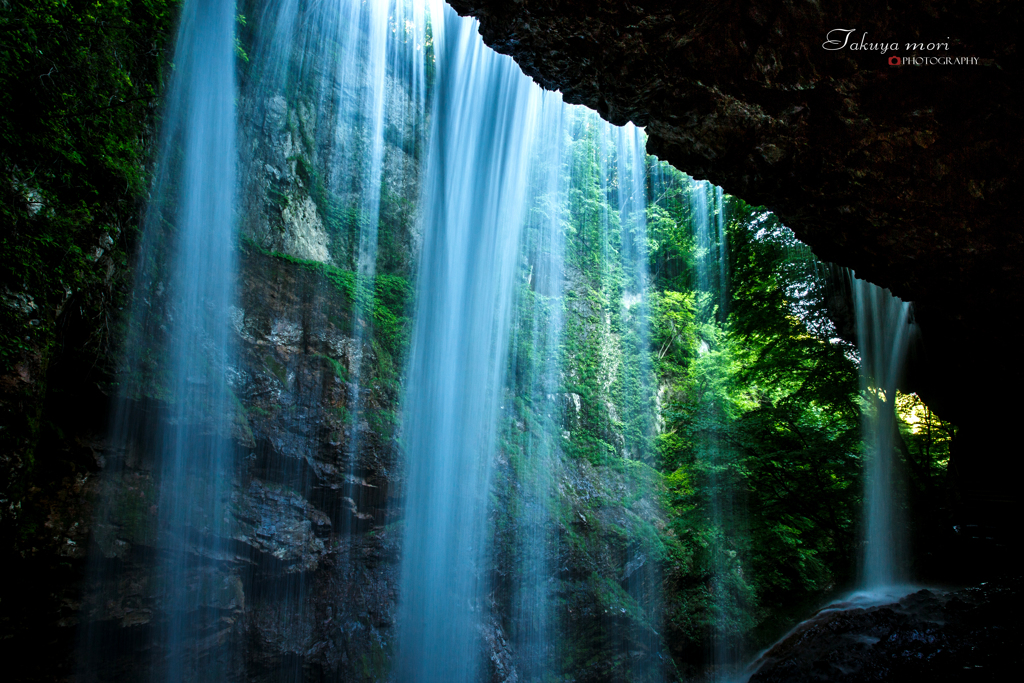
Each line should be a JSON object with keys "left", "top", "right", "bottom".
{"left": 68, "top": 58, "right": 425, "bottom": 674}
{"left": 23, "top": 247, "right": 407, "bottom": 683}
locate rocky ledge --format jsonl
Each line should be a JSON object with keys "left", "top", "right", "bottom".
{"left": 745, "top": 576, "right": 1022, "bottom": 683}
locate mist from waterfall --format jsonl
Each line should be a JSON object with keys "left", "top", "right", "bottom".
{"left": 394, "top": 8, "right": 548, "bottom": 679}
{"left": 144, "top": 2, "right": 239, "bottom": 676}
{"left": 393, "top": 4, "right": 670, "bottom": 679}
{"left": 610, "top": 126, "right": 664, "bottom": 682}
{"left": 505, "top": 98, "right": 569, "bottom": 681}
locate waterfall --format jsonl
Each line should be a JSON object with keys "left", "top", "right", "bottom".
{"left": 498, "top": 110, "right": 665, "bottom": 682}
{"left": 612, "top": 126, "right": 663, "bottom": 683}
{"left": 82, "top": 0, "right": 239, "bottom": 679}
{"left": 688, "top": 178, "right": 728, "bottom": 313}
{"left": 151, "top": 3, "right": 239, "bottom": 674}
{"left": 716, "top": 185, "right": 729, "bottom": 317}
{"left": 394, "top": 8, "right": 549, "bottom": 680}
{"left": 232, "top": 3, "right": 440, "bottom": 676}
{"left": 614, "top": 126, "right": 655, "bottom": 465}
{"left": 687, "top": 177, "right": 742, "bottom": 678}
{"left": 852, "top": 276, "right": 913, "bottom": 590}
{"left": 394, "top": 7, "right": 669, "bottom": 678}
{"left": 691, "top": 180, "right": 712, "bottom": 295}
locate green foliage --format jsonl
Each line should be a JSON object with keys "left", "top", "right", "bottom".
{"left": 315, "top": 351, "right": 349, "bottom": 382}
{"left": 555, "top": 118, "right": 659, "bottom": 469}
{"left": 644, "top": 172, "right": 871, "bottom": 657}
{"left": 264, "top": 354, "right": 288, "bottom": 385}
{"left": 1, "top": 0, "right": 178, "bottom": 371}
{"left": 358, "top": 634, "right": 391, "bottom": 681}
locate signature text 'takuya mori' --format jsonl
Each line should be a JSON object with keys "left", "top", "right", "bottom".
{"left": 822, "top": 29, "right": 950, "bottom": 53}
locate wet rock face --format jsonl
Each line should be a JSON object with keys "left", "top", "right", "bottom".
{"left": 242, "top": 93, "right": 332, "bottom": 264}
{"left": 490, "top": 424, "right": 670, "bottom": 681}
{"left": 67, "top": 250, "right": 405, "bottom": 683}
{"left": 747, "top": 577, "right": 1022, "bottom": 683}
{"left": 448, "top": 0, "right": 1024, "bottom": 422}
{"left": 3, "top": 32, "right": 423, "bottom": 675}
{"left": 240, "top": 84, "right": 421, "bottom": 277}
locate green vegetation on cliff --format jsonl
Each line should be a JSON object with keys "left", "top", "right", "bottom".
{"left": 1, "top": 0, "right": 177, "bottom": 373}
{"left": 0, "top": 6, "right": 960, "bottom": 679}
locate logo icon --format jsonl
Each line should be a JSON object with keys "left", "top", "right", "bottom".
{"left": 889, "top": 55, "right": 902, "bottom": 66}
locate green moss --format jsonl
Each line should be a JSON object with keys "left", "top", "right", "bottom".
{"left": 248, "top": 404, "right": 273, "bottom": 418}
{"left": 358, "top": 634, "right": 392, "bottom": 681}
{"left": 314, "top": 352, "right": 349, "bottom": 381}
{"left": 331, "top": 404, "right": 353, "bottom": 425}
{"left": 268, "top": 186, "right": 290, "bottom": 210}
{"left": 265, "top": 354, "right": 288, "bottom": 385}
{"left": 367, "top": 408, "right": 398, "bottom": 440}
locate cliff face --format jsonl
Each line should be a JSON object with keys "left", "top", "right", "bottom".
{"left": 447, "top": 0, "right": 1024, "bottom": 426}
{"left": 73, "top": 247, "right": 408, "bottom": 682}
{"left": 72, "top": 54, "right": 426, "bottom": 675}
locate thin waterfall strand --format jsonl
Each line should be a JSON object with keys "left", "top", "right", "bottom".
{"left": 852, "top": 276, "right": 913, "bottom": 590}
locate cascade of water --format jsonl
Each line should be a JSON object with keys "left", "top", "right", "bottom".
{"left": 337, "top": 0, "right": 389, "bottom": 481}
{"left": 716, "top": 185, "right": 729, "bottom": 316}
{"left": 242, "top": 0, "right": 434, "bottom": 490}
{"left": 851, "top": 275, "right": 913, "bottom": 590}
{"left": 596, "top": 129, "right": 614, "bottom": 279}
{"left": 80, "top": 0, "right": 676, "bottom": 678}
{"left": 81, "top": 0, "right": 239, "bottom": 679}
{"left": 151, "top": 2, "right": 239, "bottom": 675}
{"left": 507, "top": 97, "right": 570, "bottom": 683}
{"left": 395, "top": 7, "right": 551, "bottom": 680}
{"left": 694, "top": 179, "right": 725, "bottom": 675}
{"left": 686, "top": 178, "right": 730, "bottom": 315}
{"left": 499, "top": 111, "right": 666, "bottom": 682}
{"left": 691, "top": 180, "right": 713, "bottom": 295}
{"left": 233, "top": 5, "right": 438, "bottom": 675}
{"left": 680, "top": 173, "right": 744, "bottom": 678}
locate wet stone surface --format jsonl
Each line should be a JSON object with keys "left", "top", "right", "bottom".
{"left": 747, "top": 576, "right": 1022, "bottom": 683}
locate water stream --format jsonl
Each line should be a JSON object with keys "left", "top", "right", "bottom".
{"left": 730, "top": 273, "right": 917, "bottom": 683}
{"left": 394, "top": 7, "right": 548, "bottom": 679}
{"left": 851, "top": 275, "right": 914, "bottom": 590}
